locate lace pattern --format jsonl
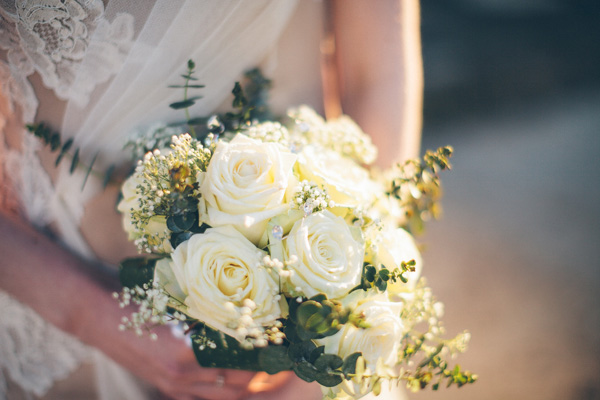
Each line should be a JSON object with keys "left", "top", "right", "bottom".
{"left": 0, "top": 290, "right": 89, "bottom": 397}
{"left": 0, "top": 1, "right": 134, "bottom": 396}
{"left": 0, "top": 0, "right": 134, "bottom": 107}
{"left": 0, "top": 1, "right": 302, "bottom": 397}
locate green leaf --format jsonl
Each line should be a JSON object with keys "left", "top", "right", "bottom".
{"left": 293, "top": 361, "right": 318, "bottom": 383}
{"left": 375, "top": 278, "right": 387, "bottom": 292}
{"left": 192, "top": 327, "right": 263, "bottom": 371}
{"left": 119, "top": 257, "right": 157, "bottom": 289}
{"left": 81, "top": 152, "right": 98, "bottom": 189}
{"left": 232, "top": 82, "right": 247, "bottom": 108}
{"left": 55, "top": 138, "right": 73, "bottom": 166}
{"left": 310, "top": 293, "right": 328, "bottom": 303}
{"left": 170, "top": 231, "right": 193, "bottom": 249}
{"left": 169, "top": 96, "right": 202, "bottom": 110}
{"left": 180, "top": 74, "right": 199, "bottom": 81}
{"left": 186, "top": 117, "right": 208, "bottom": 125}
{"left": 378, "top": 268, "right": 390, "bottom": 281}
{"left": 288, "top": 341, "right": 316, "bottom": 363}
{"left": 258, "top": 346, "right": 293, "bottom": 374}
{"left": 365, "top": 265, "right": 376, "bottom": 282}
{"left": 187, "top": 59, "right": 196, "bottom": 70}
{"left": 50, "top": 133, "right": 61, "bottom": 151}
{"left": 315, "top": 372, "right": 343, "bottom": 388}
{"left": 167, "top": 212, "right": 197, "bottom": 233}
{"left": 309, "top": 346, "right": 325, "bottom": 364}
{"left": 342, "top": 352, "right": 362, "bottom": 377}
{"left": 70, "top": 148, "right": 80, "bottom": 173}
{"left": 103, "top": 164, "right": 115, "bottom": 188}
{"left": 314, "top": 354, "right": 343, "bottom": 372}
{"left": 168, "top": 84, "right": 205, "bottom": 89}
{"left": 296, "top": 301, "right": 321, "bottom": 325}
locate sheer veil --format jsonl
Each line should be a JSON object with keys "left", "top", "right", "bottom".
{"left": 1, "top": 1, "right": 300, "bottom": 397}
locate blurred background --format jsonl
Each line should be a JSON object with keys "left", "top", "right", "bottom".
{"left": 410, "top": 1, "right": 600, "bottom": 399}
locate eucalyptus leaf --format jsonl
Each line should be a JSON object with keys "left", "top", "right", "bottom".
{"left": 342, "top": 352, "right": 362, "bottom": 377}
{"left": 192, "top": 327, "right": 262, "bottom": 371}
{"left": 186, "top": 117, "right": 208, "bottom": 125}
{"left": 296, "top": 301, "right": 322, "bottom": 327}
{"left": 314, "top": 354, "right": 343, "bottom": 372}
{"left": 293, "top": 361, "right": 318, "bottom": 383}
{"left": 70, "top": 148, "right": 80, "bottom": 174}
{"left": 55, "top": 138, "right": 73, "bottom": 166}
{"left": 81, "top": 152, "right": 98, "bottom": 189}
{"left": 180, "top": 74, "right": 199, "bottom": 81}
{"left": 375, "top": 278, "right": 387, "bottom": 292}
{"left": 167, "top": 213, "right": 197, "bottom": 233}
{"left": 50, "top": 133, "right": 61, "bottom": 151}
{"left": 170, "top": 231, "right": 193, "bottom": 248}
{"left": 315, "top": 373, "right": 343, "bottom": 388}
{"left": 309, "top": 346, "right": 325, "bottom": 364}
{"left": 169, "top": 96, "right": 202, "bottom": 110}
{"left": 258, "top": 346, "right": 293, "bottom": 374}
{"left": 103, "top": 164, "right": 115, "bottom": 188}
{"left": 288, "top": 341, "right": 316, "bottom": 363}
{"left": 167, "top": 84, "right": 205, "bottom": 88}
{"left": 119, "top": 257, "right": 157, "bottom": 289}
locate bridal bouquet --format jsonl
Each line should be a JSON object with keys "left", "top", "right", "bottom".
{"left": 114, "top": 66, "right": 476, "bottom": 399}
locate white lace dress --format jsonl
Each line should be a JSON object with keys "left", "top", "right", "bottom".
{"left": 0, "top": 1, "right": 410, "bottom": 399}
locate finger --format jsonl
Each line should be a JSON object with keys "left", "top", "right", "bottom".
{"left": 177, "top": 368, "right": 256, "bottom": 388}
{"left": 165, "top": 382, "right": 247, "bottom": 400}
{"left": 246, "top": 371, "right": 293, "bottom": 394}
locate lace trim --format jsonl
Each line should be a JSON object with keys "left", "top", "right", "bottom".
{"left": 0, "top": 0, "right": 134, "bottom": 107}
{"left": 0, "top": 290, "right": 89, "bottom": 398}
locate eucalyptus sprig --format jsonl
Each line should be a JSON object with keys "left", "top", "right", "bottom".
{"left": 168, "top": 59, "right": 205, "bottom": 137}
{"left": 26, "top": 123, "right": 115, "bottom": 188}
{"left": 351, "top": 261, "right": 416, "bottom": 293}
{"left": 402, "top": 336, "right": 477, "bottom": 391}
{"left": 388, "top": 146, "right": 453, "bottom": 235}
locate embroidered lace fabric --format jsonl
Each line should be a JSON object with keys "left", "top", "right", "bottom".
{"left": 0, "top": 0, "right": 300, "bottom": 398}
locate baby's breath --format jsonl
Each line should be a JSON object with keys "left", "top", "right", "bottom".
{"left": 287, "top": 105, "right": 377, "bottom": 165}
{"left": 129, "top": 134, "right": 211, "bottom": 253}
{"left": 293, "top": 180, "right": 332, "bottom": 216}
{"left": 242, "top": 121, "right": 290, "bottom": 146}
{"left": 114, "top": 281, "right": 183, "bottom": 339}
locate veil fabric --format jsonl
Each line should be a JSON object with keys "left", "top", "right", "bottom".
{"left": 0, "top": 1, "right": 300, "bottom": 397}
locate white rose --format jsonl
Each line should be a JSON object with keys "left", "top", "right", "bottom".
{"left": 117, "top": 174, "right": 171, "bottom": 253}
{"left": 316, "top": 293, "right": 404, "bottom": 399}
{"left": 199, "top": 134, "right": 297, "bottom": 245}
{"left": 296, "top": 145, "right": 380, "bottom": 209}
{"left": 373, "top": 228, "right": 422, "bottom": 296}
{"left": 167, "top": 226, "right": 282, "bottom": 340}
{"left": 282, "top": 210, "right": 363, "bottom": 299}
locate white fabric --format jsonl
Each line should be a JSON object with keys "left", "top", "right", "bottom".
{"left": 0, "top": 0, "right": 299, "bottom": 398}
{"left": 0, "top": 1, "right": 408, "bottom": 399}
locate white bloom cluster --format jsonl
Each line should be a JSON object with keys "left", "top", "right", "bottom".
{"left": 117, "top": 105, "right": 471, "bottom": 396}
{"left": 288, "top": 105, "right": 378, "bottom": 165}
{"left": 292, "top": 180, "right": 333, "bottom": 215}
{"left": 113, "top": 282, "right": 185, "bottom": 339}
{"left": 242, "top": 121, "right": 290, "bottom": 147}
{"left": 118, "top": 134, "right": 211, "bottom": 253}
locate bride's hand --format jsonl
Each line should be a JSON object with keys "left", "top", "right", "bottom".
{"left": 116, "top": 325, "right": 256, "bottom": 400}
{"left": 243, "top": 371, "right": 322, "bottom": 400}
{"left": 0, "top": 213, "right": 254, "bottom": 400}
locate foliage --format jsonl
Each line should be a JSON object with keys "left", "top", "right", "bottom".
{"left": 388, "top": 146, "right": 453, "bottom": 235}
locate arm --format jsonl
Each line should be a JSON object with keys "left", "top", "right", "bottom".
{"left": 331, "top": 0, "right": 423, "bottom": 166}
{"left": 0, "top": 211, "right": 258, "bottom": 400}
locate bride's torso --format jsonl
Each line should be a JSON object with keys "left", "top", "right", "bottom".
{"left": 3, "top": 0, "right": 325, "bottom": 265}
{"left": 1, "top": 1, "right": 325, "bottom": 398}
